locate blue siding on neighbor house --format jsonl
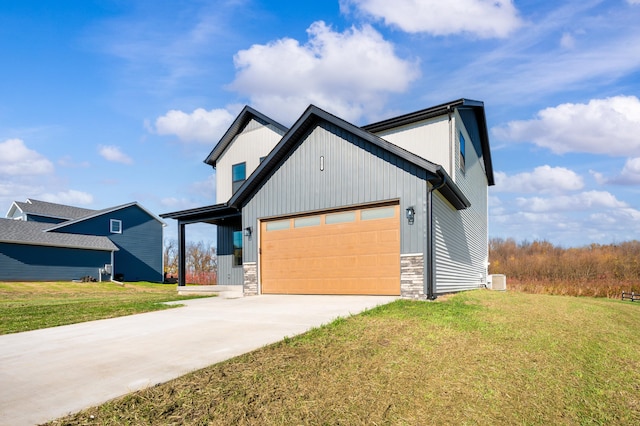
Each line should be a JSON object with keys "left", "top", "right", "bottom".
{"left": 26, "top": 214, "right": 66, "bottom": 224}
{"left": 0, "top": 242, "right": 112, "bottom": 281}
{"left": 54, "top": 205, "right": 163, "bottom": 282}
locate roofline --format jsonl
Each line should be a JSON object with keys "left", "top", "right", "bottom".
{"left": 160, "top": 203, "right": 240, "bottom": 224}
{"left": 0, "top": 239, "right": 119, "bottom": 252}
{"left": 203, "top": 106, "right": 289, "bottom": 168}
{"left": 363, "top": 98, "right": 494, "bottom": 186}
{"left": 5, "top": 201, "right": 21, "bottom": 219}
{"left": 46, "top": 202, "right": 167, "bottom": 231}
{"left": 229, "top": 104, "right": 470, "bottom": 210}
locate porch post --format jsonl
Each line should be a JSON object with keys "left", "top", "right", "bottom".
{"left": 178, "top": 221, "right": 186, "bottom": 286}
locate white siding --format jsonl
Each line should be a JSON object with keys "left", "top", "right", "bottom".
{"left": 433, "top": 113, "right": 489, "bottom": 293}
{"left": 216, "top": 119, "right": 283, "bottom": 203}
{"left": 373, "top": 115, "right": 454, "bottom": 178}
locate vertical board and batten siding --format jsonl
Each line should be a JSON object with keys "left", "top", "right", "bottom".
{"left": 0, "top": 243, "right": 112, "bottom": 281}
{"left": 433, "top": 113, "right": 488, "bottom": 293}
{"left": 216, "top": 119, "right": 286, "bottom": 203}
{"left": 55, "top": 205, "right": 163, "bottom": 282}
{"left": 217, "top": 223, "right": 244, "bottom": 285}
{"left": 243, "top": 121, "right": 429, "bottom": 264}
{"left": 373, "top": 115, "right": 453, "bottom": 178}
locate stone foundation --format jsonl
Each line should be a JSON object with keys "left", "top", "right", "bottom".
{"left": 401, "top": 253, "right": 425, "bottom": 299}
{"left": 243, "top": 262, "right": 258, "bottom": 296}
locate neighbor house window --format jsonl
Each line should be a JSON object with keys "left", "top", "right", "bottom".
{"left": 459, "top": 131, "right": 466, "bottom": 172}
{"left": 232, "top": 162, "right": 246, "bottom": 194}
{"left": 110, "top": 219, "right": 122, "bottom": 234}
{"left": 233, "top": 228, "right": 243, "bottom": 267}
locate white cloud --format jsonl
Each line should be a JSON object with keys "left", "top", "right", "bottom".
{"left": 628, "top": 0, "right": 640, "bottom": 5}
{"left": 492, "top": 96, "right": 640, "bottom": 156}
{"left": 154, "top": 108, "right": 235, "bottom": 144}
{"left": 40, "top": 190, "right": 94, "bottom": 206}
{"left": 98, "top": 145, "right": 134, "bottom": 165}
{"left": 494, "top": 165, "right": 584, "bottom": 194}
{"left": 342, "top": 0, "right": 522, "bottom": 38}
{"left": 0, "top": 139, "right": 54, "bottom": 175}
{"left": 229, "top": 21, "right": 420, "bottom": 124}
{"left": 559, "top": 32, "right": 575, "bottom": 49}
{"left": 515, "top": 190, "right": 628, "bottom": 213}
{"left": 595, "top": 157, "right": 640, "bottom": 185}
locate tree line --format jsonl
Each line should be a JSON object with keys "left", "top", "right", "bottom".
{"left": 489, "top": 238, "right": 640, "bottom": 298}
{"left": 164, "top": 239, "right": 217, "bottom": 285}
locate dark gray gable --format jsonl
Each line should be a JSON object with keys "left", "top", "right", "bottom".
{"left": 203, "top": 106, "right": 288, "bottom": 168}
{"left": 229, "top": 105, "right": 470, "bottom": 210}
{"left": 0, "top": 218, "right": 117, "bottom": 251}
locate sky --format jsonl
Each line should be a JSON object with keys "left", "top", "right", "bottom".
{"left": 1, "top": 0, "right": 640, "bottom": 248}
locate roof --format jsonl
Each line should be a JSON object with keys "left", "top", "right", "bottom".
{"left": 363, "top": 98, "right": 494, "bottom": 186}
{"left": 229, "top": 104, "right": 470, "bottom": 210}
{"left": 7, "top": 199, "right": 96, "bottom": 221}
{"left": 203, "top": 106, "right": 288, "bottom": 168}
{"left": 47, "top": 201, "right": 167, "bottom": 232}
{"left": 0, "top": 218, "right": 118, "bottom": 251}
{"left": 160, "top": 203, "right": 240, "bottom": 224}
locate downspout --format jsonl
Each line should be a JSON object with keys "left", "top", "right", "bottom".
{"left": 426, "top": 173, "right": 447, "bottom": 300}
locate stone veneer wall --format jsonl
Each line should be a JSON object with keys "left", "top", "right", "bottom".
{"left": 400, "top": 253, "right": 425, "bottom": 299}
{"left": 243, "top": 262, "right": 258, "bottom": 296}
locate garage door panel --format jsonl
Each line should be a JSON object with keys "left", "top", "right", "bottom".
{"left": 261, "top": 204, "right": 400, "bottom": 295}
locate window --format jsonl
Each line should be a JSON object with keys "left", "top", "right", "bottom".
{"left": 325, "top": 211, "right": 356, "bottom": 224}
{"left": 361, "top": 206, "right": 395, "bottom": 221}
{"left": 459, "top": 131, "right": 466, "bottom": 172}
{"left": 294, "top": 215, "right": 321, "bottom": 228}
{"left": 110, "top": 219, "right": 122, "bottom": 234}
{"left": 232, "top": 162, "right": 246, "bottom": 194}
{"left": 233, "top": 228, "right": 243, "bottom": 266}
{"left": 266, "top": 220, "right": 290, "bottom": 231}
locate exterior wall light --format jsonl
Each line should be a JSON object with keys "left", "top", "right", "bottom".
{"left": 406, "top": 206, "right": 415, "bottom": 225}
{"left": 244, "top": 227, "right": 253, "bottom": 237}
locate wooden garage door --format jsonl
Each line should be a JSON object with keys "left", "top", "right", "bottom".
{"left": 260, "top": 204, "right": 400, "bottom": 295}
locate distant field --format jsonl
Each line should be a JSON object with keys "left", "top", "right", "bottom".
{"left": 49, "top": 290, "right": 640, "bottom": 425}
{"left": 0, "top": 281, "right": 210, "bottom": 334}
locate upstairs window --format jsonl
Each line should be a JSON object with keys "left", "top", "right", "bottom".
{"left": 232, "top": 162, "right": 246, "bottom": 194}
{"left": 110, "top": 219, "right": 122, "bottom": 234}
{"left": 459, "top": 131, "right": 466, "bottom": 172}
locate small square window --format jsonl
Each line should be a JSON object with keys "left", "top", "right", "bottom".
{"left": 110, "top": 219, "right": 122, "bottom": 234}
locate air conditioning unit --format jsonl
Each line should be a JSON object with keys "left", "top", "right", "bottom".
{"left": 489, "top": 274, "right": 507, "bottom": 291}
{"left": 103, "top": 264, "right": 113, "bottom": 275}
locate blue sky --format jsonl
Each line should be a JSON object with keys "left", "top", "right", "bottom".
{"left": 1, "top": 0, "right": 640, "bottom": 247}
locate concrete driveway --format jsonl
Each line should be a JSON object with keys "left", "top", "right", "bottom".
{"left": 0, "top": 294, "right": 397, "bottom": 426}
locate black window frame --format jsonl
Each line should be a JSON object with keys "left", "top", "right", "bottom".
{"left": 232, "top": 162, "right": 246, "bottom": 194}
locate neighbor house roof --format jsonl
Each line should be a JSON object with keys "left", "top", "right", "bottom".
{"left": 7, "top": 199, "right": 96, "bottom": 221}
{"left": 0, "top": 218, "right": 118, "bottom": 251}
{"left": 47, "top": 201, "right": 167, "bottom": 232}
{"left": 363, "top": 98, "right": 495, "bottom": 186}
{"left": 203, "top": 106, "right": 288, "bottom": 168}
{"left": 229, "top": 104, "right": 471, "bottom": 210}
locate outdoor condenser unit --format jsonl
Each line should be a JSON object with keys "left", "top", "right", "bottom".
{"left": 489, "top": 274, "right": 507, "bottom": 291}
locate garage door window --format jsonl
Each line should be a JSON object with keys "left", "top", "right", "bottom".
{"left": 361, "top": 206, "right": 396, "bottom": 220}
{"left": 294, "top": 215, "right": 321, "bottom": 228}
{"left": 325, "top": 211, "right": 356, "bottom": 224}
{"left": 266, "top": 220, "right": 290, "bottom": 231}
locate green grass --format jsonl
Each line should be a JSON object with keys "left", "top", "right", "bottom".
{"left": 49, "top": 290, "right": 640, "bottom": 425}
{"left": 0, "top": 281, "right": 210, "bottom": 334}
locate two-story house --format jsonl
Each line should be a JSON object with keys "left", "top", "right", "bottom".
{"left": 161, "top": 99, "right": 494, "bottom": 298}
{"left": 1, "top": 199, "right": 165, "bottom": 282}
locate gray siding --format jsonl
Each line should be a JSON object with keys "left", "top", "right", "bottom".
{"left": 433, "top": 114, "right": 488, "bottom": 293}
{"left": 216, "top": 223, "right": 244, "bottom": 285}
{"left": 54, "top": 205, "right": 163, "bottom": 282}
{"left": 0, "top": 242, "right": 111, "bottom": 281}
{"left": 243, "top": 121, "right": 429, "bottom": 263}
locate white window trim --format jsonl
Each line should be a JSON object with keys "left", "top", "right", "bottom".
{"left": 110, "top": 219, "right": 122, "bottom": 234}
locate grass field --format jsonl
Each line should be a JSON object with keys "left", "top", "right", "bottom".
{"left": 0, "top": 281, "right": 209, "bottom": 335}
{"left": 48, "top": 290, "right": 640, "bottom": 425}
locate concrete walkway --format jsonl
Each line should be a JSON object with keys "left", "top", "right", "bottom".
{"left": 0, "top": 294, "right": 397, "bottom": 426}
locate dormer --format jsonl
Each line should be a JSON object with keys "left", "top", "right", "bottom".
{"left": 204, "top": 106, "right": 288, "bottom": 203}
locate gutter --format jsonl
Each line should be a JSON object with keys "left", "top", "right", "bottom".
{"left": 426, "top": 174, "right": 447, "bottom": 300}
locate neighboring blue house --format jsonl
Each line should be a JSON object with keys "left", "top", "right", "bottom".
{"left": 1, "top": 199, "right": 165, "bottom": 282}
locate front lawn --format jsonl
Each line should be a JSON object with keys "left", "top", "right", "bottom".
{"left": 0, "top": 281, "right": 209, "bottom": 334}
{"left": 49, "top": 290, "right": 640, "bottom": 425}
